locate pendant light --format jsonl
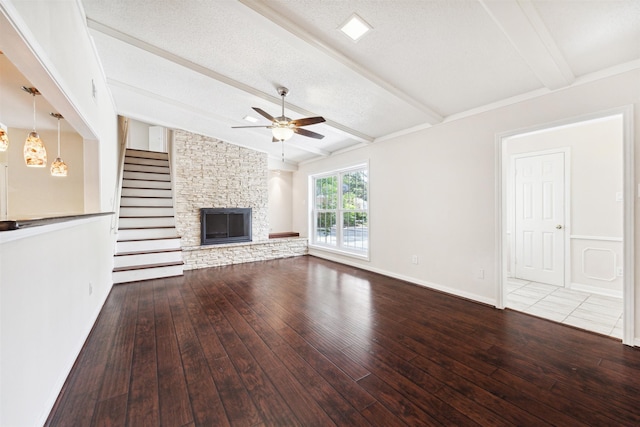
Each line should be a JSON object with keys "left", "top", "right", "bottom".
{"left": 22, "top": 86, "right": 47, "bottom": 167}
{"left": 0, "top": 123, "right": 8, "bottom": 152}
{"left": 50, "top": 113, "right": 67, "bottom": 177}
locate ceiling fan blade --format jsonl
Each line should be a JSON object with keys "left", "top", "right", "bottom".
{"left": 291, "top": 116, "right": 326, "bottom": 127}
{"left": 231, "top": 125, "right": 271, "bottom": 128}
{"left": 252, "top": 107, "right": 275, "bottom": 122}
{"left": 294, "top": 127, "right": 325, "bottom": 139}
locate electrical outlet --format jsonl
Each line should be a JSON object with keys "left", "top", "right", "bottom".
{"left": 411, "top": 255, "right": 419, "bottom": 265}
{"left": 617, "top": 267, "right": 624, "bottom": 277}
{"left": 478, "top": 269, "right": 485, "bottom": 280}
{"left": 89, "top": 282, "right": 93, "bottom": 295}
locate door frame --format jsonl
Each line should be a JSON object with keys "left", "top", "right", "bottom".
{"left": 495, "top": 105, "right": 635, "bottom": 346}
{"left": 508, "top": 148, "right": 571, "bottom": 287}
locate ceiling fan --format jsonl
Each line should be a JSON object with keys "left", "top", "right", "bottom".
{"left": 232, "top": 87, "right": 325, "bottom": 142}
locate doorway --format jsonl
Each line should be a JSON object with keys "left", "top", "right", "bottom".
{"left": 498, "top": 108, "right": 633, "bottom": 345}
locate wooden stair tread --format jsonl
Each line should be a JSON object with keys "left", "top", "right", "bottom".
{"left": 118, "top": 226, "right": 177, "bottom": 230}
{"left": 115, "top": 248, "right": 182, "bottom": 257}
{"left": 113, "top": 261, "right": 184, "bottom": 272}
{"left": 117, "top": 236, "right": 180, "bottom": 243}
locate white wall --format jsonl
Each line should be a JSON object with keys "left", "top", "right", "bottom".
{"left": 0, "top": 1, "right": 119, "bottom": 425}
{"left": 0, "top": 216, "right": 114, "bottom": 426}
{"left": 293, "top": 69, "right": 639, "bottom": 317}
{"left": 268, "top": 170, "right": 293, "bottom": 233}
{"left": 506, "top": 115, "right": 623, "bottom": 296}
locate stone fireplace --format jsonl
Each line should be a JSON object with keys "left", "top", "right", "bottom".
{"left": 173, "top": 130, "right": 307, "bottom": 269}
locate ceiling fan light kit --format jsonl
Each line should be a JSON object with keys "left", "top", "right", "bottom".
{"left": 232, "top": 86, "right": 326, "bottom": 147}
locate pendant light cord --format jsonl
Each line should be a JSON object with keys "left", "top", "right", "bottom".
{"left": 32, "top": 93, "right": 36, "bottom": 131}
{"left": 57, "top": 117, "right": 61, "bottom": 156}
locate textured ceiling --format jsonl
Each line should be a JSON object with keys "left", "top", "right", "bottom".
{"left": 4, "top": 1, "right": 640, "bottom": 166}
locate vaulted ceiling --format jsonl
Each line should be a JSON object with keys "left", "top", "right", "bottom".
{"left": 42, "top": 1, "right": 640, "bottom": 165}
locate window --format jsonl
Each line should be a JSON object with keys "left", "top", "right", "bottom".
{"left": 311, "top": 165, "right": 368, "bottom": 256}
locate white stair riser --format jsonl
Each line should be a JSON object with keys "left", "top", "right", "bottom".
{"left": 119, "top": 217, "right": 175, "bottom": 228}
{"left": 116, "top": 238, "right": 181, "bottom": 253}
{"left": 113, "top": 264, "right": 184, "bottom": 284}
{"left": 124, "top": 157, "right": 169, "bottom": 167}
{"left": 125, "top": 150, "right": 168, "bottom": 161}
{"left": 114, "top": 250, "right": 183, "bottom": 268}
{"left": 121, "top": 188, "right": 172, "bottom": 198}
{"left": 122, "top": 179, "right": 171, "bottom": 190}
{"left": 120, "top": 197, "right": 173, "bottom": 207}
{"left": 123, "top": 171, "right": 171, "bottom": 182}
{"left": 120, "top": 207, "right": 175, "bottom": 217}
{"left": 117, "top": 228, "right": 179, "bottom": 240}
{"left": 124, "top": 164, "right": 170, "bottom": 174}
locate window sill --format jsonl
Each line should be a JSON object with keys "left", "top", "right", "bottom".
{"left": 308, "top": 244, "right": 370, "bottom": 262}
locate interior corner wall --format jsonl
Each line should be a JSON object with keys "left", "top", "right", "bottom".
{"left": 293, "top": 70, "right": 640, "bottom": 315}
{"left": 268, "top": 170, "right": 293, "bottom": 233}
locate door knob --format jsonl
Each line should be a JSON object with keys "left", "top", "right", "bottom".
{"left": 556, "top": 225, "right": 563, "bottom": 229}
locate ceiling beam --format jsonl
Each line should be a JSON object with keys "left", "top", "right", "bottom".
{"left": 87, "top": 18, "right": 373, "bottom": 145}
{"left": 479, "top": 0, "right": 574, "bottom": 90}
{"left": 107, "top": 78, "right": 331, "bottom": 158}
{"left": 237, "top": 0, "right": 444, "bottom": 125}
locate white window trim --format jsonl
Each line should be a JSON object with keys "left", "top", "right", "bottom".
{"left": 309, "top": 163, "right": 369, "bottom": 260}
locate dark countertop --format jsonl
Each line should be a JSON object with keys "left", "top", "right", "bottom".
{"left": 0, "top": 212, "right": 114, "bottom": 231}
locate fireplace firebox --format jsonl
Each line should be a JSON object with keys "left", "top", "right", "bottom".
{"left": 200, "top": 208, "right": 252, "bottom": 245}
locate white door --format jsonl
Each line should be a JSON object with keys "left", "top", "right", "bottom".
{"left": 514, "top": 152, "right": 565, "bottom": 286}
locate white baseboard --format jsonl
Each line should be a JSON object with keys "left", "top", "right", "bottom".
{"left": 308, "top": 251, "right": 497, "bottom": 307}
{"left": 570, "top": 282, "right": 623, "bottom": 298}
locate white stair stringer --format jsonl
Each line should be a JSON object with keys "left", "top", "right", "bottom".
{"left": 113, "top": 148, "right": 184, "bottom": 284}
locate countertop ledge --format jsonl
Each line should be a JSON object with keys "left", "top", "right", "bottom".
{"left": 0, "top": 212, "right": 114, "bottom": 232}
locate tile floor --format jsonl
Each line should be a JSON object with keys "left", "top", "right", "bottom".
{"left": 505, "top": 278, "right": 623, "bottom": 339}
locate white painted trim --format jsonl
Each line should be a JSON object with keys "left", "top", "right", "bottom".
{"left": 496, "top": 106, "right": 635, "bottom": 346}
{"left": 570, "top": 235, "right": 623, "bottom": 242}
{"left": 0, "top": 162, "right": 8, "bottom": 220}
{"left": 621, "top": 105, "right": 635, "bottom": 346}
{"left": 308, "top": 252, "right": 496, "bottom": 307}
{"left": 570, "top": 282, "right": 622, "bottom": 299}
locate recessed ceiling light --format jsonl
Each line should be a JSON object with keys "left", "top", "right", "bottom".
{"left": 243, "top": 115, "right": 259, "bottom": 123}
{"left": 339, "top": 13, "right": 372, "bottom": 42}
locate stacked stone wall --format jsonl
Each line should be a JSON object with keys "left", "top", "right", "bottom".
{"left": 173, "top": 130, "right": 307, "bottom": 269}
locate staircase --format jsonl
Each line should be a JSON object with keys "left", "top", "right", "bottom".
{"left": 112, "top": 149, "right": 184, "bottom": 284}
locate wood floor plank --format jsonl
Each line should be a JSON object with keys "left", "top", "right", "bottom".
{"left": 166, "top": 283, "right": 231, "bottom": 427}
{"left": 185, "top": 276, "right": 301, "bottom": 426}
{"left": 218, "top": 281, "right": 371, "bottom": 426}
{"left": 153, "top": 281, "right": 194, "bottom": 427}
{"left": 126, "top": 281, "right": 160, "bottom": 426}
{"left": 47, "top": 256, "right": 640, "bottom": 426}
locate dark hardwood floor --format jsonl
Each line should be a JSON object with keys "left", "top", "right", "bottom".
{"left": 47, "top": 255, "right": 640, "bottom": 426}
